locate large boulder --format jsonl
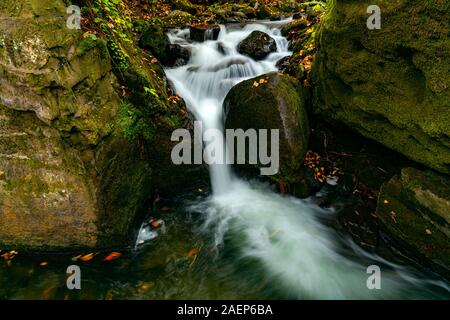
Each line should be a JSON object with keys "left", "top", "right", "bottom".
{"left": 376, "top": 168, "right": 450, "bottom": 277}
{"left": 0, "top": 0, "right": 198, "bottom": 250}
{"left": 238, "top": 31, "right": 277, "bottom": 61}
{"left": 224, "top": 72, "right": 309, "bottom": 184}
{"left": 312, "top": 0, "right": 450, "bottom": 174}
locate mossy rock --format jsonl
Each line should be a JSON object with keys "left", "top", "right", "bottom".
{"left": 139, "top": 25, "right": 170, "bottom": 62}
{"left": 161, "top": 10, "right": 199, "bottom": 28}
{"left": 0, "top": 0, "right": 204, "bottom": 251}
{"left": 312, "top": 0, "right": 450, "bottom": 174}
{"left": 171, "top": 0, "right": 198, "bottom": 15}
{"left": 224, "top": 72, "right": 309, "bottom": 184}
{"left": 376, "top": 167, "right": 450, "bottom": 277}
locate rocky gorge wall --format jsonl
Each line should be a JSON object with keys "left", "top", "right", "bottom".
{"left": 312, "top": 0, "right": 450, "bottom": 175}
{"left": 0, "top": 0, "right": 199, "bottom": 250}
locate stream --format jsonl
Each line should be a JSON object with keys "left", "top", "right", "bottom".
{"left": 1, "top": 21, "right": 449, "bottom": 300}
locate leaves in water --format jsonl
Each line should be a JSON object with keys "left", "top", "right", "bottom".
{"left": 79, "top": 253, "right": 97, "bottom": 262}
{"left": 104, "top": 252, "right": 122, "bottom": 262}
{"left": 187, "top": 248, "right": 199, "bottom": 257}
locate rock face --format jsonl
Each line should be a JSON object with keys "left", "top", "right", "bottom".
{"left": 224, "top": 72, "right": 309, "bottom": 183}
{"left": 313, "top": 0, "right": 450, "bottom": 174}
{"left": 0, "top": 0, "right": 196, "bottom": 250}
{"left": 238, "top": 31, "right": 277, "bottom": 61}
{"left": 376, "top": 168, "right": 450, "bottom": 276}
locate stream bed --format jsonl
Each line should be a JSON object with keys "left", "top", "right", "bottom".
{"left": 1, "top": 21, "right": 449, "bottom": 300}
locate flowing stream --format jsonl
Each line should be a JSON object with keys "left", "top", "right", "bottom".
{"left": 165, "top": 21, "right": 450, "bottom": 299}
{"left": 1, "top": 21, "right": 449, "bottom": 300}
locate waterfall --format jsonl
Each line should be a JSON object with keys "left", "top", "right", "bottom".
{"left": 165, "top": 22, "right": 450, "bottom": 299}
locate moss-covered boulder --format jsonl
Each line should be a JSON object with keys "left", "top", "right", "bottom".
{"left": 238, "top": 31, "right": 277, "bottom": 61}
{"left": 376, "top": 168, "right": 450, "bottom": 277}
{"left": 171, "top": 0, "right": 198, "bottom": 15}
{"left": 139, "top": 25, "right": 170, "bottom": 62}
{"left": 0, "top": 0, "right": 200, "bottom": 250}
{"left": 161, "top": 10, "right": 198, "bottom": 28}
{"left": 224, "top": 72, "right": 309, "bottom": 185}
{"left": 312, "top": 0, "right": 450, "bottom": 174}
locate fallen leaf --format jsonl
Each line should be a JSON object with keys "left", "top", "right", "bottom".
{"left": 80, "top": 253, "right": 96, "bottom": 262}
{"left": 390, "top": 211, "right": 397, "bottom": 223}
{"left": 71, "top": 254, "right": 82, "bottom": 262}
{"left": 136, "top": 282, "right": 152, "bottom": 294}
{"left": 383, "top": 199, "right": 389, "bottom": 204}
{"left": 40, "top": 262, "right": 48, "bottom": 267}
{"left": 187, "top": 248, "right": 199, "bottom": 257}
{"left": 104, "top": 252, "right": 122, "bottom": 262}
{"left": 425, "top": 229, "right": 432, "bottom": 235}
{"left": 151, "top": 219, "right": 161, "bottom": 229}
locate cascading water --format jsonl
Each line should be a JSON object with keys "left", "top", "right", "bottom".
{"left": 165, "top": 22, "right": 450, "bottom": 299}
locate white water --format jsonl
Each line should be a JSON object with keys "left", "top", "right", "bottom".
{"left": 165, "top": 22, "right": 450, "bottom": 299}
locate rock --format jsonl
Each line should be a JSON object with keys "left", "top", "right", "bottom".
{"left": 0, "top": 0, "right": 202, "bottom": 250}
{"left": 312, "top": 0, "right": 450, "bottom": 174}
{"left": 270, "top": 16, "right": 282, "bottom": 21}
{"left": 139, "top": 26, "right": 190, "bottom": 67}
{"left": 139, "top": 25, "right": 170, "bottom": 62}
{"left": 167, "top": 44, "right": 191, "bottom": 67}
{"left": 256, "top": 4, "right": 278, "bottom": 20}
{"left": 224, "top": 72, "right": 309, "bottom": 184}
{"left": 292, "top": 12, "right": 307, "bottom": 20}
{"left": 190, "top": 24, "right": 221, "bottom": 42}
{"left": 162, "top": 10, "right": 198, "bottom": 28}
{"left": 232, "top": 11, "right": 248, "bottom": 21}
{"left": 171, "top": 0, "right": 197, "bottom": 15}
{"left": 276, "top": 56, "right": 290, "bottom": 70}
{"left": 376, "top": 168, "right": 450, "bottom": 277}
{"left": 238, "top": 31, "right": 277, "bottom": 61}
{"left": 305, "top": 4, "right": 325, "bottom": 19}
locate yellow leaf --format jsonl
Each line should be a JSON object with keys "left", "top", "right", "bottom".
{"left": 80, "top": 253, "right": 96, "bottom": 262}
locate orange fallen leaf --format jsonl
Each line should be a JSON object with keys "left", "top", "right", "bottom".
{"left": 80, "top": 253, "right": 96, "bottom": 262}
{"left": 187, "top": 248, "right": 199, "bottom": 257}
{"left": 151, "top": 219, "right": 161, "bottom": 229}
{"left": 104, "top": 252, "right": 122, "bottom": 262}
{"left": 40, "top": 262, "right": 48, "bottom": 267}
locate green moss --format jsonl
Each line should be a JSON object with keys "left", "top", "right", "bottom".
{"left": 76, "top": 35, "right": 106, "bottom": 57}
{"left": 312, "top": 0, "right": 450, "bottom": 174}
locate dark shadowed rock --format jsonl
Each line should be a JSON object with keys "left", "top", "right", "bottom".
{"left": 238, "top": 31, "right": 277, "bottom": 60}
{"left": 139, "top": 25, "right": 170, "bottom": 61}
{"left": 190, "top": 24, "right": 221, "bottom": 42}
{"left": 376, "top": 168, "right": 450, "bottom": 277}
